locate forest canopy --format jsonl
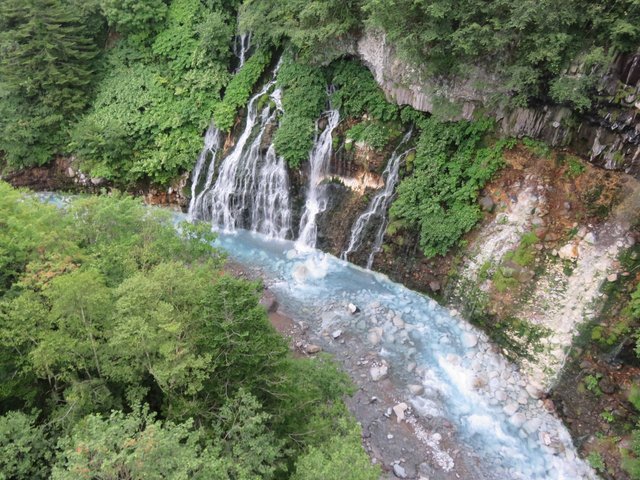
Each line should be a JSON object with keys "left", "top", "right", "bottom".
{"left": 0, "top": 183, "right": 379, "bottom": 480}
{"left": 1, "top": 0, "right": 638, "bottom": 182}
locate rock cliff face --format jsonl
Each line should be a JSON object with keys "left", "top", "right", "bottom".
{"left": 353, "top": 29, "right": 640, "bottom": 178}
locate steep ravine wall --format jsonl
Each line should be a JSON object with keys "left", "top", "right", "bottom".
{"left": 349, "top": 29, "right": 640, "bottom": 178}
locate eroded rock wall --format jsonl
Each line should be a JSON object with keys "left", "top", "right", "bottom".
{"left": 353, "top": 29, "right": 640, "bottom": 177}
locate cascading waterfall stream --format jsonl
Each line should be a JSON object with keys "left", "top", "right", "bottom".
{"left": 233, "top": 32, "right": 251, "bottom": 70}
{"left": 341, "top": 130, "right": 413, "bottom": 268}
{"left": 189, "top": 59, "right": 292, "bottom": 239}
{"left": 188, "top": 123, "right": 223, "bottom": 218}
{"left": 296, "top": 109, "right": 340, "bottom": 250}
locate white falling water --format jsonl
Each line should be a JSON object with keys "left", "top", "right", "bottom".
{"left": 233, "top": 32, "right": 252, "bottom": 70}
{"left": 296, "top": 109, "right": 340, "bottom": 250}
{"left": 341, "top": 131, "right": 413, "bottom": 268}
{"left": 252, "top": 145, "right": 292, "bottom": 239}
{"left": 189, "top": 60, "right": 292, "bottom": 239}
{"left": 188, "top": 123, "right": 223, "bottom": 218}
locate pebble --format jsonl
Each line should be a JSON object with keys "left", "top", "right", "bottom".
{"left": 504, "top": 403, "right": 519, "bottom": 416}
{"left": 393, "top": 402, "right": 408, "bottom": 423}
{"left": 409, "top": 384, "right": 425, "bottom": 395}
{"left": 607, "top": 273, "right": 618, "bottom": 282}
{"left": 510, "top": 413, "right": 527, "bottom": 428}
{"left": 393, "top": 464, "right": 407, "bottom": 479}
{"left": 370, "top": 363, "right": 389, "bottom": 381}
{"left": 462, "top": 333, "right": 478, "bottom": 348}
{"left": 523, "top": 418, "right": 542, "bottom": 435}
{"left": 305, "top": 344, "right": 322, "bottom": 354}
{"left": 526, "top": 384, "right": 541, "bottom": 399}
{"left": 347, "top": 303, "right": 359, "bottom": 314}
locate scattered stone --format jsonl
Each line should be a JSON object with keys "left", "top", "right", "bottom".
{"left": 370, "top": 363, "right": 389, "bottom": 382}
{"left": 532, "top": 217, "right": 544, "bottom": 226}
{"left": 406, "top": 362, "right": 416, "bottom": 373}
{"left": 393, "top": 402, "right": 408, "bottom": 423}
{"left": 347, "top": 303, "right": 360, "bottom": 314}
{"left": 90, "top": 177, "right": 106, "bottom": 186}
{"left": 393, "top": 316, "right": 405, "bottom": 329}
{"left": 479, "top": 195, "right": 495, "bottom": 212}
{"left": 393, "top": 464, "right": 407, "bottom": 479}
{"left": 504, "top": 403, "right": 519, "bottom": 416}
{"left": 332, "top": 329, "right": 343, "bottom": 339}
{"left": 583, "top": 232, "right": 596, "bottom": 244}
{"left": 462, "top": 333, "right": 478, "bottom": 349}
{"left": 305, "top": 344, "right": 322, "bottom": 354}
{"left": 368, "top": 328, "right": 383, "bottom": 345}
{"left": 543, "top": 398, "right": 556, "bottom": 413}
{"left": 607, "top": 273, "right": 618, "bottom": 282}
{"left": 526, "top": 384, "right": 541, "bottom": 399}
{"left": 509, "top": 413, "right": 527, "bottom": 428}
{"left": 429, "top": 280, "right": 441, "bottom": 292}
{"left": 387, "top": 434, "right": 394, "bottom": 440}
{"left": 523, "top": 418, "right": 542, "bottom": 435}
{"left": 599, "top": 377, "right": 616, "bottom": 395}
{"left": 558, "top": 243, "right": 579, "bottom": 261}
{"left": 409, "top": 384, "right": 424, "bottom": 395}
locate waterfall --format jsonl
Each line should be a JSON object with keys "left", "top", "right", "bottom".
{"left": 189, "top": 60, "right": 292, "bottom": 239}
{"left": 341, "top": 131, "right": 413, "bottom": 268}
{"left": 233, "top": 32, "right": 252, "bottom": 70}
{"left": 188, "top": 123, "right": 223, "bottom": 218}
{"left": 295, "top": 109, "right": 340, "bottom": 250}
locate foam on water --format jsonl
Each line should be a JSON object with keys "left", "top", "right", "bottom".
{"left": 208, "top": 227, "right": 597, "bottom": 480}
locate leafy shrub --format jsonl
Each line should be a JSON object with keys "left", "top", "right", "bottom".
{"left": 273, "top": 56, "right": 328, "bottom": 168}
{"left": 565, "top": 156, "right": 587, "bottom": 178}
{"left": 390, "top": 118, "right": 508, "bottom": 257}
{"left": 213, "top": 49, "right": 272, "bottom": 131}
{"left": 522, "top": 137, "right": 551, "bottom": 158}
{"left": 346, "top": 121, "right": 398, "bottom": 150}
{"left": 331, "top": 60, "right": 399, "bottom": 122}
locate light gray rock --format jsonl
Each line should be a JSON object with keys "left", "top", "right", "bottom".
{"left": 305, "top": 344, "right": 322, "bottom": 354}
{"left": 393, "top": 464, "right": 407, "bottom": 479}
{"left": 370, "top": 363, "right": 389, "bottom": 381}
{"left": 479, "top": 195, "right": 495, "bottom": 212}
{"left": 462, "top": 333, "right": 478, "bottom": 348}
{"left": 409, "top": 384, "right": 425, "bottom": 395}
{"left": 347, "top": 303, "right": 359, "bottom": 314}
{"left": 332, "top": 329, "right": 343, "bottom": 339}
{"left": 503, "top": 403, "right": 519, "bottom": 416}
{"left": 393, "top": 402, "right": 408, "bottom": 423}
{"left": 523, "top": 418, "right": 542, "bottom": 435}
{"left": 509, "top": 413, "right": 527, "bottom": 428}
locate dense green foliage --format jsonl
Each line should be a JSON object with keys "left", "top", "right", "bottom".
{"left": 213, "top": 49, "right": 271, "bottom": 131}
{"left": 239, "top": 0, "right": 361, "bottom": 61}
{"left": 0, "top": 0, "right": 100, "bottom": 167}
{"left": 242, "top": 0, "right": 640, "bottom": 110}
{"left": 0, "top": 183, "right": 379, "bottom": 479}
{"left": 274, "top": 56, "right": 328, "bottom": 168}
{"left": 390, "top": 118, "right": 510, "bottom": 257}
{"left": 346, "top": 121, "right": 398, "bottom": 151}
{"left": 70, "top": 0, "right": 236, "bottom": 184}
{"left": 330, "top": 61, "right": 399, "bottom": 122}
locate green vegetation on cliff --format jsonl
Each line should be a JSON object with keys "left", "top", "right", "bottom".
{"left": 0, "top": 183, "right": 379, "bottom": 480}
{"left": 390, "top": 118, "right": 510, "bottom": 257}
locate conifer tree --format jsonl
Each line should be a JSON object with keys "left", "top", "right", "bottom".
{"left": 0, "top": 0, "right": 99, "bottom": 167}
